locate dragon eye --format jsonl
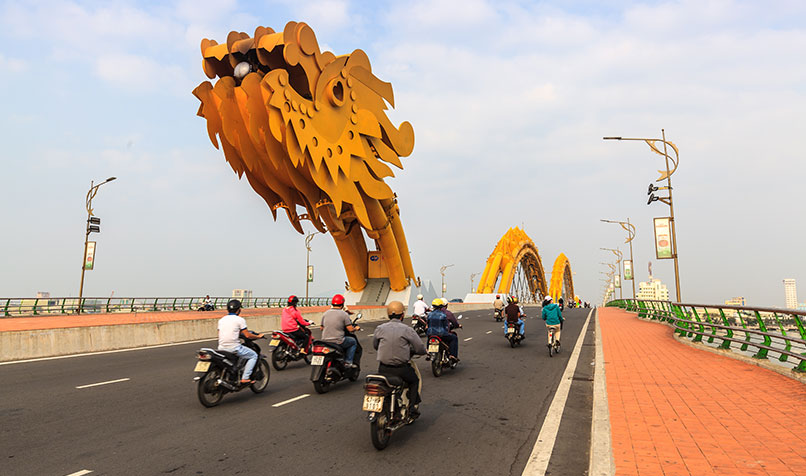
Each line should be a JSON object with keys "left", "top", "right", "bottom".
{"left": 233, "top": 61, "right": 251, "bottom": 80}
{"left": 327, "top": 79, "right": 345, "bottom": 107}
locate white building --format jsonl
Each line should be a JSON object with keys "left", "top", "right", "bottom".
{"left": 783, "top": 279, "right": 797, "bottom": 309}
{"left": 637, "top": 277, "right": 670, "bottom": 301}
{"left": 232, "top": 289, "right": 253, "bottom": 299}
{"left": 724, "top": 297, "right": 745, "bottom": 307}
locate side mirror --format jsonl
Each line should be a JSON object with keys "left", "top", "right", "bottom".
{"left": 355, "top": 312, "right": 363, "bottom": 321}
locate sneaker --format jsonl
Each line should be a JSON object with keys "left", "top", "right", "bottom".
{"left": 410, "top": 405, "right": 421, "bottom": 419}
{"left": 346, "top": 362, "right": 358, "bottom": 369}
{"left": 239, "top": 379, "right": 254, "bottom": 385}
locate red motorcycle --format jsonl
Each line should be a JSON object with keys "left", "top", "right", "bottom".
{"left": 268, "top": 326, "right": 312, "bottom": 370}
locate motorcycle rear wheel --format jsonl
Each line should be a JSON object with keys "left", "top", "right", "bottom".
{"left": 509, "top": 337, "right": 516, "bottom": 348}
{"left": 313, "top": 377, "right": 331, "bottom": 394}
{"left": 197, "top": 369, "right": 224, "bottom": 407}
{"left": 250, "top": 360, "right": 271, "bottom": 394}
{"left": 432, "top": 351, "right": 443, "bottom": 377}
{"left": 370, "top": 408, "right": 391, "bottom": 450}
{"left": 271, "top": 345, "right": 288, "bottom": 370}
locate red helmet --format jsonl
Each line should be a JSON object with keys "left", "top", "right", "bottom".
{"left": 331, "top": 294, "right": 345, "bottom": 306}
{"left": 287, "top": 295, "right": 299, "bottom": 306}
{"left": 496, "top": 295, "right": 500, "bottom": 298}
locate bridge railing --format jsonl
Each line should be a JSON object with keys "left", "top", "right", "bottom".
{"left": 606, "top": 299, "right": 806, "bottom": 373}
{"left": 1, "top": 296, "right": 332, "bottom": 317}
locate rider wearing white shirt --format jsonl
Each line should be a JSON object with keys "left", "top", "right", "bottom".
{"left": 218, "top": 299, "right": 264, "bottom": 384}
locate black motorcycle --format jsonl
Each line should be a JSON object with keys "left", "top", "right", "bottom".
{"left": 197, "top": 303, "right": 215, "bottom": 311}
{"left": 411, "top": 315, "right": 427, "bottom": 336}
{"left": 505, "top": 321, "right": 524, "bottom": 348}
{"left": 426, "top": 314, "right": 461, "bottom": 377}
{"left": 194, "top": 336, "right": 270, "bottom": 407}
{"left": 310, "top": 313, "right": 363, "bottom": 394}
{"left": 363, "top": 365, "right": 421, "bottom": 450}
{"left": 494, "top": 309, "right": 504, "bottom": 322}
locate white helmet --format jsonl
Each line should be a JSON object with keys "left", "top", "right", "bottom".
{"left": 417, "top": 294, "right": 423, "bottom": 300}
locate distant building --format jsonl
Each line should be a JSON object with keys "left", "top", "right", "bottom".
{"left": 36, "top": 292, "right": 50, "bottom": 298}
{"left": 637, "top": 277, "right": 670, "bottom": 301}
{"left": 783, "top": 279, "right": 797, "bottom": 309}
{"left": 724, "top": 297, "right": 745, "bottom": 307}
{"left": 232, "top": 289, "right": 253, "bottom": 299}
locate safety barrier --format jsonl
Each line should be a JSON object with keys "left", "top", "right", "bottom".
{"left": 606, "top": 299, "right": 806, "bottom": 372}
{"left": 1, "top": 296, "right": 332, "bottom": 317}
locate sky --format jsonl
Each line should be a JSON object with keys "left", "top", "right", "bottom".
{"left": 1, "top": 0, "right": 805, "bottom": 307}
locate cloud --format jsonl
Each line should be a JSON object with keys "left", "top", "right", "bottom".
{"left": 94, "top": 53, "right": 189, "bottom": 92}
{"left": 0, "top": 53, "right": 27, "bottom": 73}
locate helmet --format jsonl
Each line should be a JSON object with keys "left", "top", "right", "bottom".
{"left": 227, "top": 299, "right": 242, "bottom": 314}
{"left": 331, "top": 294, "right": 345, "bottom": 306}
{"left": 432, "top": 297, "right": 443, "bottom": 307}
{"left": 287, "top": 295, "right": 299, "bottom": 306}
{"left": 507, "top": 296, "right": 513, "bottom": 303}
{"left": 545, "top": 295, "right": 553, "bottom": 303}
{"left": 387, "top": 300, "right": 405, "bottom": 318}
{"left": 513, "top": 297, "right": 519, "bottom": 304}
{"left": 417, "top": 294, "right": 424, "bottom": 300}
{"left": 441, "top": 298, "right": 449, "bottom": 306}
{"left": 496, "top": 294, "right": 500, "bottom": 298}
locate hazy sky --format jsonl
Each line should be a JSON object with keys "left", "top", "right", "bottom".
{"left": 2, "top": 0, "right": 804, "bottom": 307}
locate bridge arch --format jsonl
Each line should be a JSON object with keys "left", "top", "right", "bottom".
{"left": 476, "top": 227, "right": 548, "bottom": 303}
{"left": 549, "top": 253, "right": 575, "bottom": 303}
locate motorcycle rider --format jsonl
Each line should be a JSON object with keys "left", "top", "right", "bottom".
{"left": 203, "top": 294, "right": 213, "bottom": 311}
{"left": 504, "top": 296, "right": 526, "bottom": 337}
{"left": 442, "top": 298, "right": 463, "bottom": 336}
{"left": 427, "top": 298, "right": 459, "bottom": 362}
{"left": 542, "top": 295, "right": 564, "bottom": 348}
{"left": 281, "top": 295, "right": 313, "bottom": 353}
{"left": 412, "top": 294, "right": 429, "bottom": 328}
{"left": 373, "top": 300, "right": 427, "bottom": 417}
{"left": 320, "top": 294, "right": 360, "bottom": 368}
{"left": 493, "top": 294, "right": 505, "bottom": 318}
{"left": 218, "top": 299, "right": 264, "bottom": 384}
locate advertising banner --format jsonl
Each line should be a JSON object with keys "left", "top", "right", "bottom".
{"left": 654, "top": 217, "right": 673, "bottom": 259}
{"left": 624, "top": 260, "right": 633, "bottom": 280}
{"left": 614, "top": 274, "right": 621, "bottom": 288}
{"left": 84, "top": 241, "right": 96, "bottom": 270}
{"left": 307, "top": 265, "right": 314, "bottom": 282}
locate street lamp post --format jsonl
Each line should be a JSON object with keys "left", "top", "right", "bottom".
{"left": 440, "top": 264, "right": 454, "bottom": 298}
{"left": 78, "top": 177, "right": 117, "bottom": 313}
{"left": 601, "top": 218, "right": 636, "bottom": 299}
{"left": 603, "top": 130, "right": 681, "bottom": 301}
{"left": 601, "top": 248, "right": 623, "bottom": 299}
{"left": 470, "top": 272, "right": 479, "bottom": 292}
{"left": 304, "top": 231, "right": 318, "bottom": 300}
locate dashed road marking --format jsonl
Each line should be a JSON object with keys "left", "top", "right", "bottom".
{"left": 486, "top": 331, "right": 492, "bottom": 334}
{"left": 65, "top": 470, "right": 93, "bottom": 476}
{"left": 272, "top": 394, "right": 310, "bottom": 407}
{"left": 464, "top": 337, "right": 473, "bottom": 342}
{"left": 368, "top": 333, "right": 374, "bottom": 337}
{"left": 75, "top": 378, "right": 130, "bottom": 389}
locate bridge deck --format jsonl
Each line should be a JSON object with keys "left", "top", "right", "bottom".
{"left": 600, "top": 307, "right": 806, "bottom": 476}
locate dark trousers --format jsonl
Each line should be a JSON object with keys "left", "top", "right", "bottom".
{"left": 288, "top": 329, "right": 309, "bottom": 350}
{"left": 439, "top": 333, "right": 459, "bottom": 358}
{"left": 379, "top": 363, "right": 421, "bottom": 405}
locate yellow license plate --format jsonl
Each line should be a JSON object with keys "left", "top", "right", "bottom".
{"left": 194, "top": 361, "right": 210, "bottom": 372}
{"left": 269, "top": 339, "right": 280, "bottom": 347}
{"left": 428, "top": 344, "right": 439, "bottom": 353}
{"left": 363, "top": 395, "right": 384, "bottom": 412}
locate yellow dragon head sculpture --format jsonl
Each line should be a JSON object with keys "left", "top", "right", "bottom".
{"left": 192, "top": 21, "right": 416, "bottom": 292}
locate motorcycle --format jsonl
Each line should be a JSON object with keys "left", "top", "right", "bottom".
{"left": 193, "top": 335, "right": 271, "bottom": 407}
{"left": 505, "top": 321, "right": 524, "bottom": 348}
{"left": 411, "top": 315, "right": 427, "bottom": 336}
{"left": 494, "top": 309, "right": 504, "bottom": 322}
{"left": 197, "top": 303, "right": 215, "bottom": 311}
{"left": 268, "top": 326, "right": 312, "bottom": 370}
{"left": 427, "top": 314, "right": 462, "bottom": 377}
{"left": 363, "top": 360, "right": 422, "bottom": 450}
{"left": 310, "top": 313, "right": 363, "bottom": 394}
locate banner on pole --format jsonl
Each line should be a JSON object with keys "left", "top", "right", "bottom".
{"left": 624, "top": 260, "right": 633, "bottom": 280}
{"left": 84, "top": 242, "right": 96, "bottom": 270}
{"left": 614, "top": 274, "right": 621, "bottom": 288}
{"left": 654, "top": 217, "right": 673, "bottom": 259}
{"left": 307, "top": 265, "right": 314, "bottom": 282}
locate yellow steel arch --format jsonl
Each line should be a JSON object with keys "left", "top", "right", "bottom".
{"left": 549, "top": 253, "right": 575, "bottom": 303}
{"left": 476, "top": 227, "right": 548, "bottom": 302}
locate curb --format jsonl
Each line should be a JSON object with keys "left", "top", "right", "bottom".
{"left": 589, "top": 308, "right": 615, "bottom": 476}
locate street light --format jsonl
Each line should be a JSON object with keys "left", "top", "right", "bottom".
{"left": 78, "top": 176, "right": 117, "bottom": 313}
{"left": 470, "top": 272, "right": 479, "bottom": 292}
{"left": 600, "top": 248, "right": 623, "bottom": 299}
{"left": 604, "top": 130, "right": 681, "bottom": 301}
{"left": 304, "top": 231, "right": 319, "bottom": 299}
{"left": 601, "top": 218, "right": 636, "bottom": 299}
{"left": 440, "top": 264, "right": 454, "bottom": 297}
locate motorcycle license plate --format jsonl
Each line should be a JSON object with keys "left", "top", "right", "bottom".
{"left": 269, "top": 339, "right": 280, "bottom": 347}
{"left": 194, "top": 361, "right": 210, "bottom": 372}
{"left": 506, "top": 328, "right": 514, "bottom": 335}
{"left": 311, "top": 355, "right": 325, "bottom": 366}
{"left": 363, "top": 395, "right": 384, "bottom": 412}
{"left": 428, "top": 344, "right": 439, "bottom": 353}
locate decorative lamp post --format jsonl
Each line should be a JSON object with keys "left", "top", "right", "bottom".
{"left": 78, "top": 177, "right": 117, "bottom": 313}
{"left": 601, "top": 219, "right": 636, "bottom": 299}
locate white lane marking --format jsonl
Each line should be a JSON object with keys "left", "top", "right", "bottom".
{"left": 522, "top": 309, "right": 593, "bottom": 476}
{"left": 589, "top": 309, "right": 615, "bottom": 476}
{"left": 272, "top": 394, "right": 310, "bottom": 407}
{"left": 0, "top": 338, "right": 217, "bottom": 366}
{"left": 486, "top": 331, "right": 492, "bottom": 334}
{"left": 463, "top": 337, "right": 473, "bottom": 342}
{"left": 75, "top": 378, "right": 130, "bottom": 389}
{"left": 368, "top": 333, "right": 374, "bottom": 337}
{"left": 65, "top": 471, "right": 93, "bottom": 476}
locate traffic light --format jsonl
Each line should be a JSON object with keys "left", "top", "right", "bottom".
{"left": 647, "top": 183, "right": 659, "bottom": 195}
{"left": 647, "top": 193, "right": 659, "bottom": 205}
{"left": 87, "top": 216, "right": 100, "bottom": 233}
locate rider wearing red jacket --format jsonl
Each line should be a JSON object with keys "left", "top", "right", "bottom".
{"left": 281, "top": 295, "right": 313, "bottom": 352}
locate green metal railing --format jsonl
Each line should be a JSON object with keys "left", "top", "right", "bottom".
{"left": 606, "top": 299, "right": 806, "bottom": 373}
{"left": 1, "top": 296, "right": 332, "bottom": 317}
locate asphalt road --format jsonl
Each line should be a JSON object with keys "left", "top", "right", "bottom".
{"left": 0, "top": 307, "right": 595, "bottom": 476}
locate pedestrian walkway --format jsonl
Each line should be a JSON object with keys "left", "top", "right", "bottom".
{"left": 599, "top": 307, "right": 806, "bottom": 476}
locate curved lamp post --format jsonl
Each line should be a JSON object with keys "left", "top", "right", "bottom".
{"left": 601, "top": 219, "right": 636, "bottom": 299}
{"left": 78, "top": 176, "right": 117, "bottom": 313}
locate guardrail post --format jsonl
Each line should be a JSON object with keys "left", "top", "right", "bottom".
{"left": 106, "top": 298, "right": 111, "bottom": 313}
{"left": 716, "top": 308, "right": 732, "bottom": 349}
{"left": 702, "top": 308, "right": 717, "bottom": 343}
{"left": 771, "top": 312, "right": 791, "bottom": 363}
{"left": 690, "top": 306, "right": 704, "bottom": 342}
{"left": 752, "top": 310, "right": 770, "bottom": 359}
{"left": 32, "top": 298, "right": 39, "bottom": 316}
{"left": 671, "top": 303, "right": 688, "bottom": 336}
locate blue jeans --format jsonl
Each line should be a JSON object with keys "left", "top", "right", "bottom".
{"left": 504, "top": 320, "right": 525, "bottom": 336}
{"left": 234, "top": 345, "right": 258, "bottom": 380}
{"left": 339, "top": 336, "right": 357, "bottom": 364}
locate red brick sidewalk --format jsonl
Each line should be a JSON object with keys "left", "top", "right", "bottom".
{"left": 599, "top": 307, "right": 806, "bottom": 476}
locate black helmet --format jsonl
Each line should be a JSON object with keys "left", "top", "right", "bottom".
{"left": 227, "top": 299, "right": 242, "bottom": 314}
{"left": 288, "top": 295, "right": 299, "bottom": 306}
